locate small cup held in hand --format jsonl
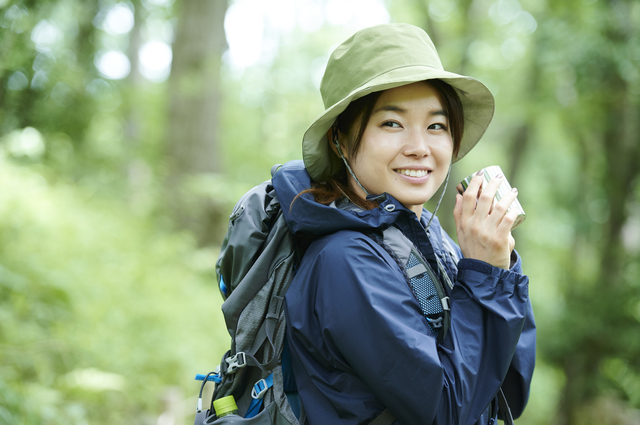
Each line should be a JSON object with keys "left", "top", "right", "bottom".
{"left": 456, "top": 165, "right": 526, "bottom": 230}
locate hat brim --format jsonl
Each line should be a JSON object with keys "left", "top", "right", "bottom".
{"left": 302, "top": 65, "right": 495, "bottom": 182}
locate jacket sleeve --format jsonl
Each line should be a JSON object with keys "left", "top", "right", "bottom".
{"left": 298, "top": 233, "right": 531, "bottom": 425}
{"left": 442, "top": 233, "right": 536, "bottom": 420}
{"left": 497, "top": 253, "right": 536, "bottom": 419}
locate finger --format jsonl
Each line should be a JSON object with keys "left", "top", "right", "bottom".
{"left": 496, "top": 205, "right": 519, "bottom": 235}
{"left": 489, "top": 187, "right": 519, "bottom": 227}
{"left": 474, "top": 174, "right": 504, "bottom": 219}
{"left": 465, "top": 170, "right": 485, "bottom": 197}
{"left": 461, "top": 171, "right": 485, "bottom": 219}
{"left": 453, "top": 193, "right": 463, "bottom": 228}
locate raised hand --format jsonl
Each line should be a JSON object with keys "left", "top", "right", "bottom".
{"left": 453, "top": 170, "right": 518, "bottom": 270}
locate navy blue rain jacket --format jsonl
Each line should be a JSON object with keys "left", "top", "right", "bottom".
{"left": 272, "top": 161, "right": 536, "bottom": 425}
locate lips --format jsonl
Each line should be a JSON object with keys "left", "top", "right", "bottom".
{"left": 395, "top": 168, "right": 431, "bottom": 178}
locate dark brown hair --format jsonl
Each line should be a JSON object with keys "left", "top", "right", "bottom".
{"left": 302, "top": 79, "right": 465, "bottom": 210}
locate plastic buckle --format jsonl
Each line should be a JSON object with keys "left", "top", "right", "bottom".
{"left": 251, "top": 378, "right": 269, "bottom": 399}
{"left": 225, "top": 352, "right": 246, "bottom": 374}
{"left": 427, "top": 316, "right": 444, "bottom": 328}
{"left": 441, "top": 297, "right": 450, "bottom": 311}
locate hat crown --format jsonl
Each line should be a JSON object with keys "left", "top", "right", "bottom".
{"left": 320, "top": 24, "right": 444, "bottom": 109}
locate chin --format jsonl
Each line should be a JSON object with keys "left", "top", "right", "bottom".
{"left": 397, "top": 197, "right": 430, "bottom": 209}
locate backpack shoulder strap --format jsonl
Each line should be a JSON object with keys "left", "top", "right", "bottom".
{"left": 381, "top": 225, "right": 451, "bottom": 343}
{"left": 380, "top": 225, "right": 412, "bottom": 265}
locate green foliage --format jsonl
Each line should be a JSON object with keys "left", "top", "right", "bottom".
{"left": 0, "top": 155, "right": 228, "bottom": 424}
{"left": 1, "top": 0, "right": 100, "bottom": 145}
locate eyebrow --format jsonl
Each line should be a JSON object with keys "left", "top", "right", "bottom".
{"left": 372, "top": 104, "right": 449, "bottom": 117}
{"left": 373, "top": 105, "right": 406, "bottom": 114}
{"left": 431, "top": 109, "right": 449, "bottom": 117}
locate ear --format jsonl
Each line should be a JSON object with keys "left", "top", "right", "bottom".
{"left": 328, "top": 126, "right": 349, "bottom": 160}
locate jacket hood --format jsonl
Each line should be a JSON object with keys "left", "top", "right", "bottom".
{"left": 272, "top": 160, "right": 439, "bottom": 236}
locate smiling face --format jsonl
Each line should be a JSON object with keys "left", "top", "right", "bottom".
{"left": 342, "top": 82, "right": 454, "bottom": 218}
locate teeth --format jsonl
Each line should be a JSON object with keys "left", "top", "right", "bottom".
{"left": 397, "top": 169, "right": 429, "bottom": 177}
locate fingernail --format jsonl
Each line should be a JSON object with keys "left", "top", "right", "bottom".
{"left": 476, "top": 170, "right": 484, "bottom": 176}
{"left": 511, "top": 187, "right": 518, "bottom": 193}
{"left": 496, "top": 173, "right": 503, "bottom": 179}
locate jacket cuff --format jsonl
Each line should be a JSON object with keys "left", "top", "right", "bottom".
{"left": 458, "top": 250, "right": 523, "bottom": 274}
{"left": 457, "top": 258, "right": 493, "bottom": 274}
{"left": 457, "top": 254, "right": 528, "bottom": 299}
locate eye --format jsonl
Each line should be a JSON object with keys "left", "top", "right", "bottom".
{"left": 381, "top": 120, "right": 402, "bottom": 128}
{"left": 429, "top": 123, "right": 448, "bottom": 131}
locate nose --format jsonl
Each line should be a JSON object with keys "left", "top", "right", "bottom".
{"left": 402, "top": 129, "right": 431, "bottom": 158}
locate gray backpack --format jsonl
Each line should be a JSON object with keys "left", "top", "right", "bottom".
{"left": 194, "top": 166, "right": 451, "bottom": 425}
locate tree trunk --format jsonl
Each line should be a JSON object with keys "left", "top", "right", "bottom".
{"left": 166, "top": 0, "right": 228, "bottom": 245}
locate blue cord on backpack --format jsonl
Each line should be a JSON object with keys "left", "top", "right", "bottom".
{"left": 195, "top": 373, "right": 221, "bottom": 383}
{"left": 219, "top": 277, "right": 228, "bottom": 298}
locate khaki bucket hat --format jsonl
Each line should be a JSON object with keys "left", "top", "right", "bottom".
{"left": 303, "top": 23, "right": 495, "bottom": 182}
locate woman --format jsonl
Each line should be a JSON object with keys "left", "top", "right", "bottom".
{"left": 271, "top": 23, "right": 536, "bottom": 425}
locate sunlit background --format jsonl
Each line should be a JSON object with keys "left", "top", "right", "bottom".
{"left": 1, "top": 0, "right": 639, "bottom": 424}
{"left": 80, "top": 0, "right": 391, "bottom": 81}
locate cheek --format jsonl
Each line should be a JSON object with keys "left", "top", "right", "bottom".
{"left": 355, "top": 135, "right": 394, "bottom": 166}
{"left": 435, "top": 137, "right": 454, "bottom": 157}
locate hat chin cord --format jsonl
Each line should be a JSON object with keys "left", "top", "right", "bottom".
{"left": 333, "top": 138, "right": 371, "bottom": 197}
{"left": 333, "top": 135, "right": 451, "bottom": 231}
{"left": 425, "top": 164, "right": 451, "bottom": 231}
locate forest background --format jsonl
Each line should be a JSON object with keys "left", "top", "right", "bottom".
{"left": 1, "top": 0, "right": 639, "bottom": 424}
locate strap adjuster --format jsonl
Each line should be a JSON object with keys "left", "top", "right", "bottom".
{"left": 225, "top": 352, "right": 247, "bottom": 374}
{"left": 251, "top": 374, "right": 273, "bottom": 399}
{"left": 251, "top": 379, "right": 268, "bottom": 399}
{"left": 441, "top": 296, "right": 450, "bottom": 311}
